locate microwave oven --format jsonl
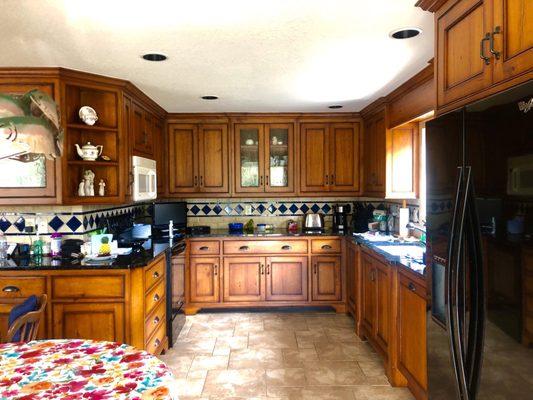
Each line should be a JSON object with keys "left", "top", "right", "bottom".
{"left": 132, "top": 156, "right": 157, "bottom": 201}
{"left": 507, "top": 154, "right": 533, "bottom": 196}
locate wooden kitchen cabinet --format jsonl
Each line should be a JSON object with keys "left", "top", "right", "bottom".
{"left": 363, "top": 109, "right": 386, "bottom": 196}
{"left": 132, "top": 101, "right": 154, "bottom": 157}
{"left": 346, "top": 241, "right": 359, "bottom": 321}
{"left": 300, "top": 122, "right": 360, "bottom": 194}
{"left": 223, "top": 257, "right": 264, "bottom": 302}
{"left": 386, "top": 122, "right": 419, "bottom": 199}
{"left": 431, "top": 0, "right": 532, "bottom": 112}
{"left": 153, "top": 117, "right": 166, "bottom": 196}
{"left": 311, "top": 256, "right": 342, "bottom": 301}
{"left": 265, "top": 256, "right": 308, "bottom": 301}
{"left": 235, "top": 123, "right": 295, "bottom": 194}
{"left": 168, "top": 123, "right": 229, "bottom": 195}
{"left": 189, "top": 257, "right": 220, "bottom": 303}
{"left": 397, "top": 268, "right": 428, "bottom": 400}
{"left": 361, "top": 251, "right": 376, "bottom": 335}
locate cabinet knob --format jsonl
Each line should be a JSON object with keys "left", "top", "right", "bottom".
{"left": 153, "top": 293, "right": 160, "bottom": 302}
{"left": 325, "top": 174, "right": 329, "bottom": 185}
{"left": 281, "top": 245, "right": 291, "bottom": 250}
{"left": 261, "top": 264, "right": 265, "bottom": 275}
{"left": 260, "top": 176, "right": 263, "bottom": 186}
{"left": 239, "top": 246, "right": 249, "bottom": 251}
{"left": 194, "top": 176, "right": 198, "bottom": 187}
{"left": 2, "top": 286, "right": 20, "bottom": 293}
{"left": 408, "top": 282, "right": 416, "bottom": 292}
{"left": 153, "top": 271, "right": 160, "bottom": 278}
{"left": 153, "top": 316, "right": 160, "bottom": 325}
{"left": 321, "top": 245, "right": 332, "bottom": 250}
{"left": 214, "top": 265, "right": 218, "bottom": 276}
{"left": 200, "top": 176, "right": 204, "bottom": 186}
{"left": 266, "top": 264, "right": 270, "bottom": 275}
{"left": 265, "top": 175, "right": 269, "bottom": 186}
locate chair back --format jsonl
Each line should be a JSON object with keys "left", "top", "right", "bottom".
{"left": 7, "top": 294, "right": 47, "bottom": 342}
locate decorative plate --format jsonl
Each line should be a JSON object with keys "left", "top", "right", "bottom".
{"left": 78, "top": 106, "right": 99, "bottom": 126}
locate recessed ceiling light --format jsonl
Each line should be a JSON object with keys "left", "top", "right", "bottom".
{"left": 201, "top": 95, "right": 219, "bottom": 100}
{"left": 142, "top": 53, "right": 167, "bottom": 61}
{"left": 328, "top": 105, "right": 343, "bottom": 109}
{"left": 389, "top": 28, "right": 422, "bottom": 39}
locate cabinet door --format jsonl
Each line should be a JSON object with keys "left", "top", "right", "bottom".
{"left": 265, "top": 124, "right": 294, "bottom": 193}
{"left": 199, "top": 124, "right": 229, "bottom": 193}
{"left": 223, "top": 257, "right": 264, "bottom": 302}
{"left": 398, "top": 273, "right": 428, "bottom": 393}
{"left": 492, "top": 0, "right": 533, "bottom": 83}
{"left": 143, "top": 111, "right": 154, "bottom": 156}
{"left": 360, "top": 253, "right": 376, "bottom": 334}
{"left": 329, "top": 123, "right": 360, "bottom": 193}
{"left": 265, "top": 256, "right": 308, "bottom": 301}
{"left": 300, "top": 123, "right": 330, "bottom": 192}
{"left": 311, "top": 256, "right": 341, "bottom": 301}
{"left": 436, "top": 0, "right": 492, "bottom": 107}
{"left": 235, "top": 124, "right": 265, "bottom": 193}
{"left": 346, "top": 244, "right": 358, "bottom": 316}
{"left": 189, "top": 257, "right": 220, "bottom": 303}
{"left": 168, "top": 124, "right": 198, "bottom": 194}
{"left": 132, "top": 102, "right": 149, "bottom": 155}
{"left": 386, "top": 122, "right": 419, "bottom": 199}
{"left": 153, "top": 118, "right": 165, "bottom": 195}
{"left": 375, "top": 261, "right": 391, "bottom": 353}
{"left": 52, "top": 302, "right": 124, "bottom": 342}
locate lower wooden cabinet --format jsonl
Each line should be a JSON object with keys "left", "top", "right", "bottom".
{"left": 52, "top": 302, "right": 125, "bottom": 342}
{"left": 361, "top": 251, "right": 376, "bottom": 334}
{"left": 311, "top": 256, "right": 342, "bottom": 301}
{"left": 190, "top": 257, "right": 220, "bottom": 303}
{"left": 223, "top": 257, "right": 264, "bottom": 302}
{"left": 346, "top": 242, "right": 358, "bottom": 318}
{"left": 375, "top": 261, "right": 391, "bottom": 354}
{"left": 397, "top": 268, "right": 428, "bottom": 399}
{"left": 266, "top": 256, "right": 308, "bottom": 301}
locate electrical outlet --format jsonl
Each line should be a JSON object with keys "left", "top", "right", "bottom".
{"left": 244, "top": 204, "right": 253, "bottom": 215}
{"left": 25, "top": 217, "right": 35, "bottom": 229}
{"left": 36, "top": 219, "right": 48, "bottom": 234}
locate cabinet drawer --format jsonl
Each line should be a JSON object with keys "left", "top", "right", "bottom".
{"left": 311, "top": 239, "right": 341, "bottom": 254}
{"left": 0, "top": 277, "right": 46, "bottom": 299}
{"left": 145, "top": 279, "right": 165, "bottom": 316}
{"left": 145, "top": 257, "right": 165, "bottom": 291}
{"left": 52, "top": 275, "right": 125, "bottom": 299}
{"left": 190, "top": 240, "right": 221, "bottom": 255}
{"left": 399, "top": 272, "right": 427, "bottom": 298}
{"left": 145, "top": 319, "right": 166, "bottom": 355}
{"left": 145, "top": 298, "right": 166, "bottom": 341}
{"left": 224, "top": 240, "right": 308, "bottom": 254}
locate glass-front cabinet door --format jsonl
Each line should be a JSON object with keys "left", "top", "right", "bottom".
{"left": 265, "top": 124, "right": 293, "bottom": 193}
{"left": 235, "top": 124, "right": 264, "bottom": 193}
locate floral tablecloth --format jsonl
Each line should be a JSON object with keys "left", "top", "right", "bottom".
{"left": 0, "top": 339, "right": 177, "bottom": 399}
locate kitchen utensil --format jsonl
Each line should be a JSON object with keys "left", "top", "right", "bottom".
{"left": 304, "top": 213, "right": 324, "bottom": 230}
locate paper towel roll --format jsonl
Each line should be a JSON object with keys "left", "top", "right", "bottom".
{"left": 399, "top": 208, "right": 409, "bottom": 238}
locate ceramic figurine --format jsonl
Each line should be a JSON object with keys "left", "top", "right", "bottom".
{"left": 75, "top": 142, "right": 103, "bottom": 161}
{"left": 98, "top": 179, "right": 105, "bottom": 196}
{"left": 83, "top": 169, "right": 95, "bottom": 196}
{"left": 78, "top": 181, "right": 85, "bottom": 196}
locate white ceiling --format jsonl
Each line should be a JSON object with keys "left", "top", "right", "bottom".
{"left": 1, "top": 0, "right": 433, "bottom": 113}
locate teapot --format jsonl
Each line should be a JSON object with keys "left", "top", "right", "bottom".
{"left": 75, "top": 142, "right": 103, "bottom": 161}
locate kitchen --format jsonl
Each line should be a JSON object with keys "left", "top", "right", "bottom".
{"left": 0, "top": 0, "right": 531, "bottom": 399}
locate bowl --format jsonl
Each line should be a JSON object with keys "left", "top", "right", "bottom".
{"left": 228, "top": 223, "right": 243, "bottom": 233}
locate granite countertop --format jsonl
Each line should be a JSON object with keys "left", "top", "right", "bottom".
{"left": 351, "top": 233, "right": 426, "bottom": 276}
{"left": 187, "top": 228, "right": 345, "bottom": 238}
{"left": 0, "top": 240, "right": 172, "bottom": 271}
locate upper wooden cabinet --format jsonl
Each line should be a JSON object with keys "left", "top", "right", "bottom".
{"left": 363, "top": 110, "right": 386, "bottom": 196}
{"left": 433, "top": 0, "right": 532, "bottom": 112}
{"left": 234, "top": 123, "right": 295, "bottom": 194}
{"left": 386, "top": 122, "right": 419, "bottom": 199}
{"left": 300, "top": 122, "right": 360, "bottom": 194}
{"left": 131, "top": 101, "right": 155, "bottom": 158}
{"left": 168, "top": 123, "right": 229, "bottom": 196}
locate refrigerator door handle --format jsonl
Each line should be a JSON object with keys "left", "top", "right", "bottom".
{"left": 446, "top": 166, "right": 469, "bottom": 400}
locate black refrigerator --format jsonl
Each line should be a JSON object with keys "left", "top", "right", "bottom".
{"left": 426, "top": 81, "right": 533, "bottom": 399}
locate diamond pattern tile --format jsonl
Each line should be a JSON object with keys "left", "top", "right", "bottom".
{"left": 213, "top": 205, "right": 223, "bottom": 215}
{"left": 0, "top": 217, "right": 12, "bottom": 233}
{"left": 13, "top": 217, "right": 25, "bottom": 232}
{"left": 202, "top": 205, "right": 212, "bottom": 215}
{"left": 278, "top": 204, "right": 287, "bottom": 214}
{"left": 190, "top": 205, "right": 201, "bottom": 215}
{"left": 311, "top": 204, "right": 320, "bottom": 213}
{"left": 321, "top": 204, "right": 331, "bottom": 214}
{"left": 289, "top": 204, "right": 299, "bottom": 214}
{"left": 48, "top": 216, "right": 64, "bottom": 232}
{"left": 66, "top": 216, "right": 82, "bottom": 232}
{"left": 256, "top": 204, "right": 266, "bottom": 214}
{"left": 234, "top": 205, "right": 244, "bottom": 215}
{"left": 224, "top": 205, "right": 233, "bottom": 215}
{"left": 300, "top": 204, "right": 309, "bottom": 214}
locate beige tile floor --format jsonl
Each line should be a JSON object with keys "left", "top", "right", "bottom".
{"left": 159, "top": 311, "right": 414, "bottom": 400}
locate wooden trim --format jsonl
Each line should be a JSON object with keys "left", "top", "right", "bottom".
{"left": 415, "top": 0, "right": 450, "bottom": 12}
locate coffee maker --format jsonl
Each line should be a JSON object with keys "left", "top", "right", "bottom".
{"left": 332, "top": 204, "right": 350, "bottom": 233}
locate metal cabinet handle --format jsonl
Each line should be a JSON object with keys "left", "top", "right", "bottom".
{"left": 153, "top": 316, "right": 160, "bottom": 325}
{"left": 200, "top": 176, "right": 203, "bottom": 186}
{"left": 480, "top": 32, "right": 491, "bottom": 65}
{"left": 490, "top": 26, "right": 501, "bottom": 59}
{"left": 261, "top": 264, "right": 265, "bottom": 275}
{"left": 325, "top": 174, "right": 329, "bottom": 185}
{"left": 266, "top": 264, "right": 270, "bottom": 275}
{"left": 314, "top": 264, "right": 317, "bottom": 274}
{"left": 199, "top": 246, "right": 209, "bottom": 251}
{"left": 265, "top": 175, "right": 269, "bottom": 186}
{"left": 370, "top": 270, "right": 376, "bottom": 282}
{"left": 260, "top": 176, "right": 264, "bottom": 186}
{"left": 2, "top": 286, "right": 20, "bottom": 293}
{"left": 239, "top": 246, "right": 249, "bottom": 251}
{"left": 214, "top": 265, "right": 218, "bottom": 276}
{"left": 321, "top": 245, "right": 332, "bottom": 250}
{"left": 153, "top": 271, "right": 160, "bottom": 278}
{"left": 408, "top": 282, "right": 416, "bottom": 292}
{"left": 331, "top": 174, "right": 335, "bottom": 185}
{"left": 194, "top": 176, "right": 198, "bottom": 187}
{"left": 153, "top": 293, "right": 160, "bottom": 302}
{"left": 281, "top": 245, "right": 292, "bottom": 250}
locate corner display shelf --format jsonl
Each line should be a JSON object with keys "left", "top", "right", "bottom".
{"left": 62, "top": 83, "right": 123, "bottom": 204}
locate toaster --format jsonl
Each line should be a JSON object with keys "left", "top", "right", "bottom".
{"left": 304, "top": 213, "right": 325, "bottom": 230}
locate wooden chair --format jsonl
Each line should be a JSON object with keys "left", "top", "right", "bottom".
{"left": 6, "top": 294, "right": 47, "bottom": 342}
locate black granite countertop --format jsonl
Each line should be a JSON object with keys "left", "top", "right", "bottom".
{"left": 187, "top": 228, "right": 345, "bottom": 238}
{"left": 350, "top": 233, "right": 426, "bottom": 276}
{"left": 0, "top": 240, "right": 172, "bottom": 271}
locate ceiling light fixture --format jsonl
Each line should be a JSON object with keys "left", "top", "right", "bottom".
{"left": 142, "top": 53, "right": 167, "bottom": 61}
{"left": 389, "top": 28, "right": 422, "bottom": 39}
{"left": 201, "top": 95, "right": 219, "bottom": 100}
{"left": 328, "top": 105, "right": 343, "bottom": 109}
